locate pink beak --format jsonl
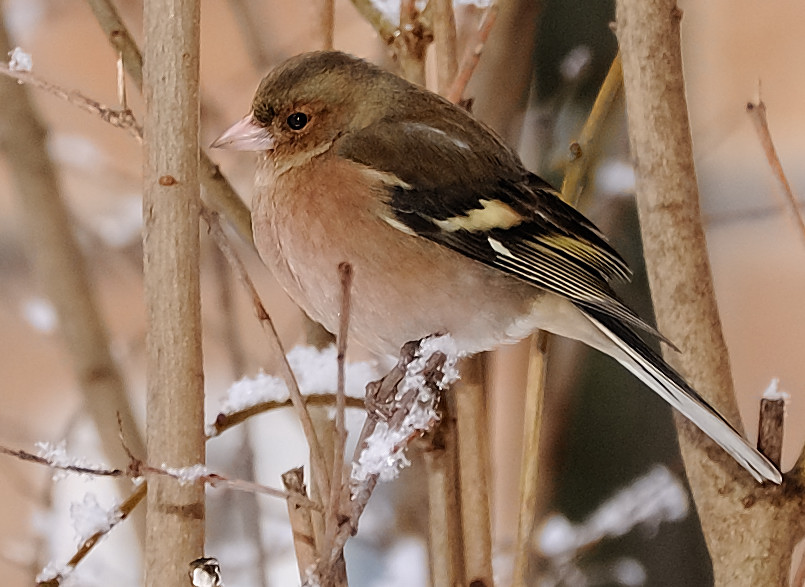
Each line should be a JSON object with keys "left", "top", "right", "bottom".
{"left": 210, "top": 113, "right": 275, "bottom": 151}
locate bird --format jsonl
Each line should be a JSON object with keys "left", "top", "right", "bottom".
{"left": 212, "top": 50, "right": 781, "bottom": 484}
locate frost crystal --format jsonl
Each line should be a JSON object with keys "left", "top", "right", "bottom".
{"left": 164, "top": 464, "right": 210, "bottom": 484}
{"left": 211, "top": 345, "right": 380, "bottom": 434}
{"left": 352, "top": 335, "right": 459, "bottom": 482}
{"left": 70, "top": 493, "right": 122, "bottom": 545}
{"left": 763, "top": 377, "right": 790, "bottom": 401}
{"left": 34, "top": 440, "right": 108, "bottom": 480}
{"left": 8, "top": 46, "right": 32, "bottom": 72}
{"left": 36, "top": 562, "right": 66, "bottom": 584}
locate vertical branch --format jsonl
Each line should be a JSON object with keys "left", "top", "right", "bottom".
{"left": 422, "top": 395, "right": 466, "bottom": 587}
{"left": 511, "top": 332, "right": 549, "bottom": 587}
{"left": 445, "top": 3, "right": 499, "bottom": 104}
{"left": 283, "top": 467, "right": 318, "bottom": 582}
{"left": 616, "top": 1, "right": 799, "bottom": 585}
{"left": 432, "top": 0, "right": 457, "bottom": 96}
{"left": 142, "top": 1, "right": 205, "bottom": 585}
{"left": 757, "top": 397, "right": 784, "bottom": 469}
{"left": 454, "top": 356, "right": 494, "bottom": 587}
{"left": 325, "top": 263, "right": 352, "bottom": 550}
{"left": 615, "top": 0, "right": 742, "bottom": 447}
{"left": 394, "top": 0, "right": 430, "bottom": 86}
{"left": 321, "top": 0, "right": 335, "bottom": 50}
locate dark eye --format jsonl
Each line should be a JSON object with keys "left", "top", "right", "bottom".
{"left": 287, "top": 112, "right": 308, "bottom": 130}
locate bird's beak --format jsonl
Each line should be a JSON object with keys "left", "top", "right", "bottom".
{"left": 210, "top": 113, "right": 275, "bottom": 151}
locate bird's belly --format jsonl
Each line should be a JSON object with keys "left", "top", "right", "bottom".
{"left": 254, "top": 211, "right": 547, "bottom": 356}
{"left": 252, "top": 157, "right": 544, "bottom": 356}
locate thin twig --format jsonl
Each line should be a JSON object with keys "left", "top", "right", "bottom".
{"left": 349, "top": 0, "right": 398, "bottom": 44}
{"left": 0, "top": 63, "right": 142, "bottom": 141}
{"left": 512, "top": 332, "right": 550, "bottom": 587}
{"left": 203, "top": 473, "right": 321, "bottom": 509}
{"left": 0, "top": 445, "right": 123, "bottom": 477}
{"left": 746, "top": 96, "right": 805, "bottom": 246}
{"left": 85, "top": 0, "right": 144, "bottom": 87}
{"left": 201, "top": 208, "right": 332, "bottom": 507}
{"left": 325, "top": 263, "right": 353, "bottom": 551}
{"left": 36, "top": 483, "right": 147, "bottom": 587}
{"left": 445, "top": 2, "right": 499, "bottom": 104}
{"left": 209, "top": 395, "right": 365, "bottom": 438}
{"left": 116, "top": 50, "right": 127, "bottom": 110}
{"left": 560, "top": 52, "right": 623, "bottom": 206}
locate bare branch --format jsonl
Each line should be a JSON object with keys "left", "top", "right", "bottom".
{"left": 320, "top": 0, "right": 335, "bottom": 50}
{"left": 746, "top": 97, "right": 805, "bottom": 245}
{"left": 208, "top": 395, "right": 365, "bottom": 438}
{"left": 349, "top": 0, "right": 398, "bottom": 44}
{"left": 560, "top": 52, "right": 623, "bottom": 206}
{"left": 142, "top": 2, "right": 205, "bottom": 583}
{"left": 445, "top": 2, "right": 499, "bottom": 104}
{"left": 454, "top": 355, "right": 493, "bottom": 586}
{"left": 0, "top": 62, "right": 142, "bottom": 140}
{"left": 616, "top": 1, "right": 799, "bottom": 583}
{"left": 512, "top": 332, "right": 550, "bottom": 587}
{"left": 324, "top": 263, "right": 353, "bottom": 554}
{"left": 757, "top": 396, "right": 784, "bottom": 469}
{"left": 432, "top": 0, "right": 458, "bottom": 96}
{"left": 283, "top": 468, "right": 319, "bottom": 581}
{"left": 202, "top": 208, "right": 332, "bottom": 506}
{"left": 0, "top": 445, "right": 123, "bottom": 477}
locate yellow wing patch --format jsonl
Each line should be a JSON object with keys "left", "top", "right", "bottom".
{"left": 433, "top": 199, "right": 524, "bottom": 233}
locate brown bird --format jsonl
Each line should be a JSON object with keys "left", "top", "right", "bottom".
{"left": 213, "top": 51, "right": 781, "bottom": 484}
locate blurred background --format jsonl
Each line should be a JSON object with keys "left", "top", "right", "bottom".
{"left": 0, "top": 0, "right": 803, "bottom": 585}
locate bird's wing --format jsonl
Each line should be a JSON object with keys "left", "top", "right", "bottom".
{"left": 338, "top": 118, "right": 664, "bottom": 340}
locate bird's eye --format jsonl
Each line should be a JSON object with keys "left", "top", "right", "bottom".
{"left": 286, "top": 112, "right": 308, "bottom": 131}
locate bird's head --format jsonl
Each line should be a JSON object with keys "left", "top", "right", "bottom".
{"left": 212, "top": 51, "right": 406, "bottom": 164}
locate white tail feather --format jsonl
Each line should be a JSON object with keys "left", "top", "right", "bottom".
{"left": 586, "top": 315, "right": 782, "bottom": 484}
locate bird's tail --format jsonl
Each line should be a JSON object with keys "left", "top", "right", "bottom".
{"left": 582, "top": 308, "right": 782, "bottom": 484}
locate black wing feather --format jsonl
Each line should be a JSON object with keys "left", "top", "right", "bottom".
{"left": 338, "top": 118, "right": 666, "bottom": 342}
